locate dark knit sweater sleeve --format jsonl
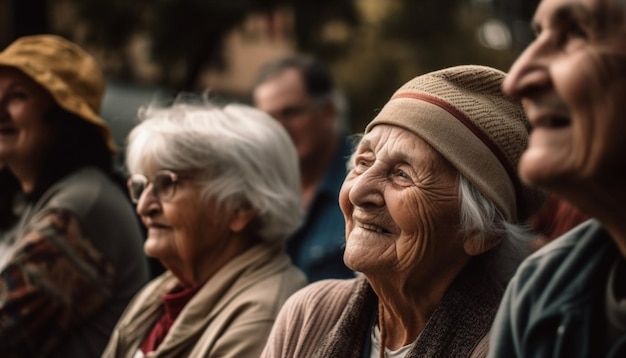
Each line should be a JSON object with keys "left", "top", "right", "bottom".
{"left": 260, "top": 279, "right": 355, "bottom": 358}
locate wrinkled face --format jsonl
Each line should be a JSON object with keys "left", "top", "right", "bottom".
{"left": 253, "top": 68, "right": 335, "bottom": 165}
{"left": 340, "top": 125, "right": 469, "bottom": 282}
{"left": 503, "top": 0, "right": 626, "bottom": 192}
{"left": 135, "top": 161, "right": 233, "bottom": 273}
{"left": 0, "top": 67, "right": 56, "bottom": 168}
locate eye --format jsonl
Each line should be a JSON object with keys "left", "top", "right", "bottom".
{"left": 553, "top": 9, "right": 590, "bottom": 47}
{"left": 277, "top": 105, "right": 309, "bottom": 121}
{"left": 394, "top": 169, "right": 412, "bottom": 180}
{"left": 562, "top": 21, "right": 588, "bottom": 44}
{"left": 391, "top": 166, "right": 415, "bottom": 186}
{"left": 154, "top": 173, "right": 176, "bottom": 193}
{"left": 5, "top": 91, "right": 28, "bottom": 102}
{"left": 352, "top": 155, "right": 372, "bottom": 174}
{"left": 127, "top": 175, "right": 148, "bottom": 203}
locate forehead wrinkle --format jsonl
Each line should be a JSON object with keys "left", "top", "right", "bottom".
{"left": 536, "top": 0, "right": 622, "bottom": 35}
{"left": 534, "top": 1, "right": 590, "bottom": 29}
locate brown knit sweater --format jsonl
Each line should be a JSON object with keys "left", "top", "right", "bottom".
{"left": 261, "top": 260, "right": 502, "bottom": 358}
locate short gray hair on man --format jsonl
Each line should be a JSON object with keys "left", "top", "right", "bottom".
{"left": 252, "top": 54, "right": 350, "bottom": 133}
{"left": 125, "top": 99, "right": 302, "bottom": 245}
{"left": 458, "top": 175, "right": 534, "bottom": 286}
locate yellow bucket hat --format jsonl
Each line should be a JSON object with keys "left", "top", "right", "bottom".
{"left": 0, "top": 34, "right": 117, "bottom": 152}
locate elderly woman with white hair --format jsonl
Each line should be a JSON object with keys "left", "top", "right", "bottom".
{"left": 103, "top": 100, "right": 307, "bottom": 358}
{"left": 261, "top": 65, "right": 546, "bottom": 358}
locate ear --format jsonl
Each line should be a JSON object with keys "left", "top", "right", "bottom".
{"left": 463, "top": 234, "right": 503, "bottom": 256}
{"left": 229, "top": 207, "right": 256, "bottom": 233}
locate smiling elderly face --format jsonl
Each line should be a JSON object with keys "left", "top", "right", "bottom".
{"left": 340, "top": 124, "right": 473, "bottom": 282}
{"left": 503, "top": 0, "right": 626, "bottom": 192}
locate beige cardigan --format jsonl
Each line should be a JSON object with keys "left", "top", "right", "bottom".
{"left": 103, "top": 243, "right": 306, "bottom": 358}
{"left": 261, "top": 260, "right": 500, "bottom": 358}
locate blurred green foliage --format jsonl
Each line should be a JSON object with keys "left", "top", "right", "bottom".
{"left": 5, "top": 0, "right": 538, "bottom": 132}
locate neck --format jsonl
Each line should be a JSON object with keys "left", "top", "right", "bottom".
{"left": 6, "top": 162, "right": 37, "bottom": 194}
{"left": 368, "top": 256, "right": 470, "bottom": 351}
{"left": 172, "top": 234, "right": 256, "bottom": 288}
{"left": 554, "top": 179, "right": 626, "bottom": 257}
{"left": 370, "top": 278, "right": 441, "bottom": 350}
{"left": 378, "top": 301, "right": 425, "bottom": 352}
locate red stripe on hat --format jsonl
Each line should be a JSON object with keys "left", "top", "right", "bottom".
{"left": 392, "top": 91, "right": 526, "bottom": 221}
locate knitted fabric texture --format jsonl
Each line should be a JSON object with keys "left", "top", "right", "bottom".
{"left": 0, "top": 34, "right": 116, "bottom": 151}
{"left": 311, "top": 261, "right": 501, "bottom": 358}
{"left": 366, "top": 65, "right": 544, "bottom": 222}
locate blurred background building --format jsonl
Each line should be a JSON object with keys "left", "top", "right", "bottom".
{"left": 0, "top": 0, "right": 539, "bottom": 154}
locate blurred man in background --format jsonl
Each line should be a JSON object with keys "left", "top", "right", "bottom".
{"left": 252, "top": 55, "right": 354, "bottom": 282}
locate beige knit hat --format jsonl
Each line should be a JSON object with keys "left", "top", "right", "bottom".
{"left": 366, "top": 65, "right": 544, "bottom": 222}
{"left": 0, "top": 34, "right": 116, "bottom": 152}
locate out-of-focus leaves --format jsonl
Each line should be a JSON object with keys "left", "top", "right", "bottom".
{"left": 382, "top": 1, "right": 462, "bottom": 40}
{"left": 70, "top": 0, "right": 359, "bottom": 90}
{"left": 492, "top": 0, "right": 540, "bottom": 49}
{"left": 290, "top": 0, "right": 359, "bottom": 59}
{"left": 73, "top": 0, "right": 146, "bottom": 48}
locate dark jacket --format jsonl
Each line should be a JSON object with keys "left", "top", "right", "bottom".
{"left": 489, "top": 219, "right": 626, "bottom": 358}
{"left": 287, "top": 135, "right": 354, "bottom": 282}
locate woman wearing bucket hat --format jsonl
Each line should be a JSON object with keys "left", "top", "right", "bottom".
{"left": 260, "top": 65, "right": 546, "bottom": 358}
{"left": 0, "top": 35, "right": 148, "bottom": 357}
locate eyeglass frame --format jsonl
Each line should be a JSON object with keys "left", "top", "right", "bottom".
{"left": 267, "top": 97, "right": 328, "bottom": 123}
{"left": 127, "top": 169, "right": 194, "bottom": 204}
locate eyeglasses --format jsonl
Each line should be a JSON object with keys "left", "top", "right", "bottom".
{"left": 127, "top": 169, "right": 188, "bottom": 204}
{"left": 269, "top": 101, "right": 323, "bottom": 123}
{"left": 271, "top": 105, "right": 313, "bottom": 122}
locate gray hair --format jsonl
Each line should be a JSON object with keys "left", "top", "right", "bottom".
{"left": 252, "top": 54, "right": 350, "bottom": 133}
{"left": 458, "top": 175, "right": 533, "bottom": 286}
{"left": 125, "top": 100, "right": 302, "bottom": 245}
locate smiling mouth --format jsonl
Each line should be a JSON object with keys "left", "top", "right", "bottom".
{"left": 530, "top": 115, "right": 571, "bottom": 129}
{"left": 359, "top": 223, "right": 390, "bottom": 234}
{"left": 540, "top": 116, "right": 570, "bottom": 129}
{"left": 143, "top": 221, "right": 171, "bottom": 230}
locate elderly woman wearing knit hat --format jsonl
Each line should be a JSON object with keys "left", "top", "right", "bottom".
{"left": 0, "top": 35, "right": 148, "bottom": 357}
{"left": 261, "top": 65, "right": 545, "bottom": 358}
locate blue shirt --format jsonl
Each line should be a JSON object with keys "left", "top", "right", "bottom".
{"left": 286, "top": 136, "right": 355, "bottom": 282}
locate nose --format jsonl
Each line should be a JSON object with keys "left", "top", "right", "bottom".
{"left": 347, "top": 166, "right": 385, "bottom": 208}
{"left": 135, "top": 185, "right": 161, "bottom": 217}
{"left": 502, "top": 35, "right": 552, "bottom": 98}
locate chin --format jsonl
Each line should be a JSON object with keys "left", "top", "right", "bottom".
{"left": 518, "top": 150, "right": 558, "bottom": 188}
{"left": 343, "top": 250, "right": 363, "bottom": 272}
{"left": 344, "top": 251, "right": 382, "bottom": 274}
{"left": 143, "top": 240, "right": 164, "bottom": 259}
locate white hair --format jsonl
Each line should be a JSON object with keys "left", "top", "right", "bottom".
{"left": 125, "top": 100, "right": 302, "bottom": 244}
{"left": 458, "top": 175, "right": 533, "bottom": 286}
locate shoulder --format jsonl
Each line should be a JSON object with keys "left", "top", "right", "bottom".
{"left": 514, "top": 219, "right": 605, "bottom": 283}
{"left": 260, "top": 278, "right": 359, "bottom": 358}
{"left": 490, "top": 221, "right": 614, "bottom": 357}
{"left": 278, "top": 277, "right": 358, "bottom": 323}
{"left": 501, "top": 219, "right": 612, "bottom": 317}
{"left": 42, "top": 167, "right": 131, "bottom": 217}
{"left": 229, "top": 258, "right": 308, "bottom": 318}
{"left": 116, "top": 273, "right": 175, "bottom": 325}
{"left": 35, "top": 167, "right": 144, "bottom": 262}
{"left": 291, "top": 277, "right": 356, "bottom": 303}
